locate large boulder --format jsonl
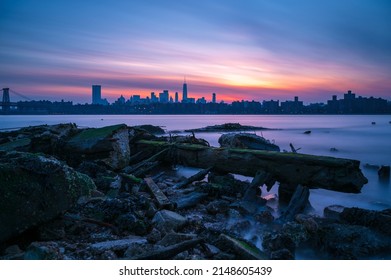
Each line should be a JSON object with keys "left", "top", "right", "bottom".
{"left": 133, "top": 125, "right": 165, "bottom": 135}
{"left": 218, "top": 133, "right": 280, "bottom": 151}
{"left": 0, "top": 151, "right": 96, "bottom": 243}
{"left": 185, "top": 123, "right": 269, "bottom": 132}
{"left": 64, "top": 124, "right": 130, "bottom": 170}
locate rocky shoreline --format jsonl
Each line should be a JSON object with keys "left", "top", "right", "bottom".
{"left": 0, "top": 123, "right": 390, "bottom": 260}
{"left": 183, "top": 123, "right": 274, "bottom": 132}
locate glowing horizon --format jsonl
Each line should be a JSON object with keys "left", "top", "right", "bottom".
{"left": 1, "top": 0, "right": 390, "bottom": 104}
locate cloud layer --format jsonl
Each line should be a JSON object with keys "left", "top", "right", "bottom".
{"left": 0, "top": 0, "right": 390, "bottom": 103}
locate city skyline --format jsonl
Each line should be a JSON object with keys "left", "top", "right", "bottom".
{"left": 1, "top": 0, "right": 390, "bottom": 103}
{"left": 91, "top": 83, "right": 390, "bottom": 106}
{"left": 2, "top": 86, "right": 389, "bottom": 115}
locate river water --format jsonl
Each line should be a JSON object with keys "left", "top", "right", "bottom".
{"left": 1, "top": 114, "right": 391, "bottom": 215}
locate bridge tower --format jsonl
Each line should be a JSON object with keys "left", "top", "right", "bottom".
{"left": 2, "top": 88, "right": 10, "bottom": 111}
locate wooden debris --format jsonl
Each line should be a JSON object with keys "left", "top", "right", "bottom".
{"left": 216, "top": 234, "right": 268, "bottom": 260}
{"left": 279, "top": 185, "right": 310, "bottom": 221}
{"left": 137, "top": 140, "right": 368, "bottom": 193}
{"left": 133, "top": 161, "right": 159, "bottom": 177}
{"left": 289, "top": 143, "right": 301, "bottom": 153}
{"left": 173, "top": 167, "right": 213, "bottom": 189}
{"left": 125, "top": 148, "right": 168, "bottom": 175}
{"left": 128, "top": 151, "right": 144, "bottom": 165}
{"left": 144, "top": 177, "right": 173, "bottom": 210}
{"left": 63, "top": 214, "right": 119, "bottom": 234}
{"left": 131, "top": 238, "right": 203, "bottom": 260}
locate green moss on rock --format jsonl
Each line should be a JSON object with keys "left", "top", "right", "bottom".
{"left": 71, "top": 124, "right": 126, "bottom": 142}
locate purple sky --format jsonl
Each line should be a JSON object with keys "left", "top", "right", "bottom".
{"left": 1, "top": 0, "right": 390, "bottom": 104}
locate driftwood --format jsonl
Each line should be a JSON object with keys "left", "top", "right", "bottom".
{"left": 144, "top": 177, "right": 173, "bottom": 210}
{"left": 289, "top": 143, "right": 301, "bottom": 153}
{"left": 279, "top": 185, "right": 310, "bottom": 221}
{"left": 125, "top": 148, "right": 168, "bottom": 174}
{"left": 128, "top": 151, "right": 145, "bottom": 165}
{"left": 248, "top": 170, "right": 276, "bottom": 193}
{"left": 173, "top": 167, "right": 213, "bottom": 189}
{"left": 174, "top": 192, "right": 208, "bottom": 209}
{"left": 133, "top": 161, "right": 159, "bottom": 177}
{"left": 242, "top": 170, "right": 271, "bottom": 200}
{"left": 131, "top": 238, "right": 203, "bottom": 260}
{"left": 136, "top": 140, "right": 368, "bottom": 193}
{"left": 216, "top": 234, "right": 268, "bottom": 260}
{"left": 63, "top": 214, "right": 119, "bottom": 234}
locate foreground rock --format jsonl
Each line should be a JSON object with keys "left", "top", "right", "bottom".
{"left": 64, "top": 124, "right": 130, "bottom": 170}
{"left": 315, "top": 223, "right": 391, "bottom": 259}
{"left": 134, "top": 125, "right": 165, "bottom": 135}
{"left": 0, "top": 123, "right": 386, "bottom": 260}
{"left": 340, "top": 207, "right": 391, "bottom": 235}
{"left": 152, "top": 210, "right": 187, "bottom": 233}
{"left": 0, "top": 151, "right": 96, "bottom": 243}
{"left": 0, "top": 123, "right": 79, "bottom": 153}
{"left": 218, "top": 133, "right": 280, "bottom": 151}
{"left": 0, "top": 123, "right": 139, "bottom": 171}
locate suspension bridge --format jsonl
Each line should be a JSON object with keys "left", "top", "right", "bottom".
{"left": 0, "top": 88, "right": 37, "bottom": 113}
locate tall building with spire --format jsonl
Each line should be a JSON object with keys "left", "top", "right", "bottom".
{"left": 182, "top": 77, "right": 188, "bottom": 103}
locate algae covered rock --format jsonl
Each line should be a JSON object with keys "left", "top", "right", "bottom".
{"left": 133, "top": 125, "right": 165, "bottom": 135}
{"left": 64, "top": 124, "right": 130, "bottom": 170}
{"left": 185, "top": 123, "right": 269, "bottom": 132}
{"left": 0, "top": 123, "right": 79, "bottom": 153}
{"left": 0, "top": 151, "right": 96, "bottom": 243}
{"left": 218, "top": 133, "right": 280, "bottom": 151}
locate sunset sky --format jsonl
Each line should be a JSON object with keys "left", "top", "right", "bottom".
{"left": 1, "top": 0, "right": 390, "bottom": 104}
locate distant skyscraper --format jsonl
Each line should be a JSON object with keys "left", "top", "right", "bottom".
{"left": 182, "top": 78, "right": 188, "bottom": 103}
{"left": 150, "top": 92, "right": 158, "bottom": 103}
{"left": 132, "top": 95, "right": 141, "bottom": 104}
{"left": 159, "top": 90, "right": 169, "bottom": 103}
{"left": 212, "top": 93, "right": 216, "bottom": 103}
{"left": 175, "top": 92, "right": 179, "bottom": 103}
{"left": 196, "top": 97, "right": 206, "bottom": 104}
{"left": 344, "top": 90, "right": 356, "bottom": 100}
{"left": 117, "top": 95, "right": 125, "bottom": 104}
{"left": 92, "top": 85, "right": 101, "bottom": 104}
{"left": 187, "top": 97, "right": 195, "bottom": 104}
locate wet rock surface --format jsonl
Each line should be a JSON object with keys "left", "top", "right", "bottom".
{"left": 218, "top": 133, "right": 280, "bottom": 151}
{"left": 0, "top": 123, "right": 388, "bottom": 260}
{"left": 315, "top": 223, "right": 391, "bottom": 259}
